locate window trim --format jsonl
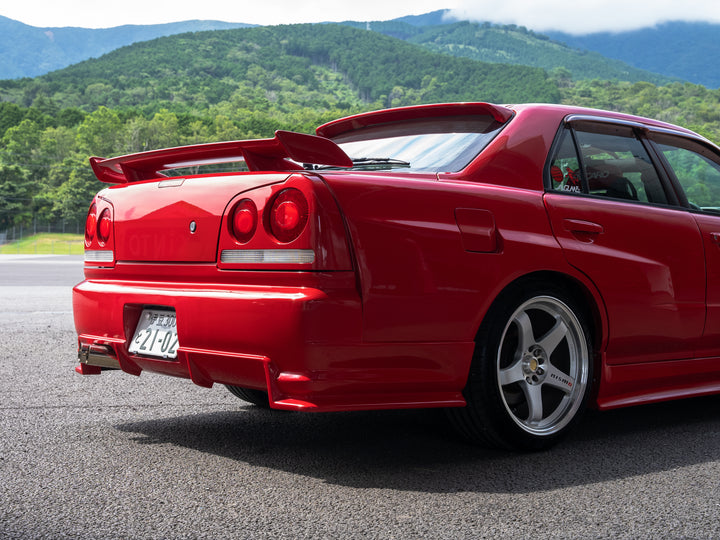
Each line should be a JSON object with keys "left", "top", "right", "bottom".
{"left": 563, "top": 114, "right": 649, "bottom": 135}
{"left": 544, "top": 115, "right": 684, "bottom": 208}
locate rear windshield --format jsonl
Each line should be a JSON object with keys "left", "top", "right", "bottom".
{"left": 326, "top": 115, "right": 506, "bottom": 173}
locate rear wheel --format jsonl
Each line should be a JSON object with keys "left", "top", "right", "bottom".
{"left": 225, "top": 385, "right": 271, "bottom": 408}
{"left": 448, "top": 283, "right": 593, "bottom": 450}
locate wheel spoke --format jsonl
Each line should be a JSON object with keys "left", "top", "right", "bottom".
{"left": 544, "top": 363, "right": 576, "bottom": 394}
{"left": 522, "top": 383, "right": 544, "bottom": 423}
{"left": 493, "top": 293, "right": 590, "bottom": 440}
{"left": 514, "top": 311, "right": 535, "bottom": 352}
{"left": 499, "top": 360, "right": 525, "bottom": 386}
{"left": 537, "top": 317, "right": 568, "bottom": 356}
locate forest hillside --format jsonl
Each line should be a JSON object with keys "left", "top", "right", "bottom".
{"left": 2, "top": 22, "right": 720, "bottom": 230}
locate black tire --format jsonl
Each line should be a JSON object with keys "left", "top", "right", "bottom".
{"left": 448, "top": 282, "right": 593, "bottom": 451}
{"left": 225, "top": 385, "right": 271, "bottom": 408}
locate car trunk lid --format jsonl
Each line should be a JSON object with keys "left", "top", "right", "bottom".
{"left": 105, "top": 174, "right": 287, "bottom": 263}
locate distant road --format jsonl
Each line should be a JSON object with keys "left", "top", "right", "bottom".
{"left": 0, "top": 254, "right": 84, "bottom": 286}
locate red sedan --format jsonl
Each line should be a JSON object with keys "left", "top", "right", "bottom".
{"left": 74, "top": 102, "right": 720, "bottom": 450}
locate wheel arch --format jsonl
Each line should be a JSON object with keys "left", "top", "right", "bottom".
{"left": 450, "top": 269, "right": 606, "bottom": 449}
{"left": 475, "top": 270, "right": 606, "bottom": 389}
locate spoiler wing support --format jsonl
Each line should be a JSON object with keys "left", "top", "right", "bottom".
{"left": 89, "top": 130, "right": 353, "bottom": 184}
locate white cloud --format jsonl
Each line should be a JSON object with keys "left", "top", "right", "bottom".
{"left": 448, "top": 0, "right": 720, "bottom": 34}
{"left": 5, "top": 0, "right": 720, "bottom": 33}
{"left": 2, "top": 0, "right": 456, "bottom": 29}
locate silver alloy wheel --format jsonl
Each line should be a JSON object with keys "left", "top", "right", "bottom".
{"left": 496, "top": 295, "right": 589, "bottom": 436}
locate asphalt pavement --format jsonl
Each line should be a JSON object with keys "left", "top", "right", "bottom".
{"left": 1, "top": 255, "right": 719, "bottom": 538}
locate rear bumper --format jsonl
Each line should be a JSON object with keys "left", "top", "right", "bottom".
{"left": 73, "top": 272, "right": 471, "bottom": 411}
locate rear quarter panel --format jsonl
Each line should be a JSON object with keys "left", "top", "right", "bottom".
{"left": 321, "top": 172, "right": 583, "bottom": 344}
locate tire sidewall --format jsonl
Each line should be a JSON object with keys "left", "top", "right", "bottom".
{"left": 468, "top": 282, "right": 594, "bottom": 450}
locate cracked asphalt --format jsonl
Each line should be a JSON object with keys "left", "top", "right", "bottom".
{"left": 1, "top": 254, "right": 719, "bottom": 539}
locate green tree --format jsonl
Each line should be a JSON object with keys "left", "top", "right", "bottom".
{"left": 146, "top": 109, "right": 181, "bottom": 149}
{"left": 76, "top": 106, "right": 123, "bottom": 157}
{"left": 1, "top": 119, "right": 45, "bottom": 178}
{"left": 49, "top": 157, "right": 103, "bottom": 222}
{"left": 38, "top": 126, "right": 77, "bottom": 166}
{"left": 0, "top": 164, "right": 32, "bottom": 229}
{"left": 56, "top": 108, "right": 87, "bottom": 128}
{"left": 0, "top": 102, "right": 25, "bottom": 137}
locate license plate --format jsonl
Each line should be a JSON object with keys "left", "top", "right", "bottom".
{"left": 128, "top": 309, "right": 179, "bottom": 359}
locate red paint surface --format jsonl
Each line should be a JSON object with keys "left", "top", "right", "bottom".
{"left": 74, "top": 103, "right": 720, "bottom": 411}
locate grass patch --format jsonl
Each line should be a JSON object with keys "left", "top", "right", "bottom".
{"left": 0, "top": 233, "right": 85, "bottom": 255}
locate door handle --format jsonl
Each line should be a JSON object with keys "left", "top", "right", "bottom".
{"left": 563, "top": 219, "right": 604, "bottom": 235}
{"left": 562, "top": 219, "right": 604, "bottom": 243}
{"left": 710, "top": 232, "right": 720, "bottom": 245}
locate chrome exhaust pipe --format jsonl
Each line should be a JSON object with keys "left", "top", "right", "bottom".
{"left": 78, "top": 343, "right": 121, "bottom": 370}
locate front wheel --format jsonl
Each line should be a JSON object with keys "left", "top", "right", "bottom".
{"left": 448, "top": 283, "right": 593, "bottom": 451}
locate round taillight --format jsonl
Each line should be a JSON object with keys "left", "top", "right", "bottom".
{"left": 274, "top": 201, "right": 300, "bottom": 230}
{"left": 97, "top": 208, "right": 112, "bottom": 244}
{"left": 85, "top": 203, "right": 97, "bottom": 243}
{"left": 231, "top": 199, "right": 257, "bottom": 243}
{"left": 269, "top": 189, "right": 308, "bottom": 243}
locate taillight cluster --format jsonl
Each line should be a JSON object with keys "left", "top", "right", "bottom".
{"left": 97, "top": 209, "right": 112, "bottom": 244}
{"left": 221, "top": 174, "right": 353, "bottom": 271}
{"left": 84, "top": 199, "right": 114, "bottom": 264}
{"left": 228, "top": 188, "right": 309, "bottom": 245}
{"left": 219, "top": 176, "right": 327, "bottom": 269}
{"left": 269, "top": 189, "right": 309, "bottom": 243}
{"left": 230, "top": 199, "right": 258, "bottom": 244}
{"left": 85, "top": 203, "right": 97, "bottom": 242}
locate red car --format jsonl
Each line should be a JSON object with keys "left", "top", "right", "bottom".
{"left": 74, "top": 102, "right": 720, "bottom": 450}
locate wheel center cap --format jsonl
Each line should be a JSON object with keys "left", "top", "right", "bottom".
{"left": 522, "top": 346, "right": 547, "bottom": 383}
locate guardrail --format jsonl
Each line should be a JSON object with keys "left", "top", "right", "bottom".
{"left": 0, "top": 222, "right": 82, "bottom": 244}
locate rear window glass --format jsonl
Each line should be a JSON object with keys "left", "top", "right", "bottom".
{"left": 328, "top": 116, "right": 506, "bottom": 173}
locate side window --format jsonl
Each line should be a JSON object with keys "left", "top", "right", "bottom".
{"left": 654, "top": 137, "right": 720, "bottom": 213}
{"left": 549, "top": 123, "right": 669, "bottom": 205}
{"left": 549, "top": 128, "right": 583, "bottom": 194}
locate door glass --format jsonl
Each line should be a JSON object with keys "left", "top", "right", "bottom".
{"left": 656, "top": 139, "right": 720, "bottom": 213}
{"left": 575, "top": 129, "right": 667, "bottom": 204}
{"left": 549, "top": 124, "right": 668, "bottom": 205}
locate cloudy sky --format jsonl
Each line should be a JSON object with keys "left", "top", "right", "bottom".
{"left": 3, "top": 0, "right": 720, "bottom": 34}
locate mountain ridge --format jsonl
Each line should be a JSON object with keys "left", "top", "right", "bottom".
{"left": 2, "top": 11, "right": 720, "bottom": 87}
{"left": 0, "top": 15, "right": 253, "bottom": 79}
{"left": 547, "top": 22, "right": 720, "bottom": 88}
{"left": 0, "top": 23, "right": 560, "bottom": 111}
{"left": 340, "top": 18, "right": 673, "bottom": 85}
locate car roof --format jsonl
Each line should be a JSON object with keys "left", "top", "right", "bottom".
{"left": 509, "top": 103, "right": 699, "bottom": 136}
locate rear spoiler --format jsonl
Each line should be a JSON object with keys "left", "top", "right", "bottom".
{"left": 316, "top": 102, "right": 514, "bottom": 139}
{"left": 89, "top": 130, "right": 353, "bottom": 184}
